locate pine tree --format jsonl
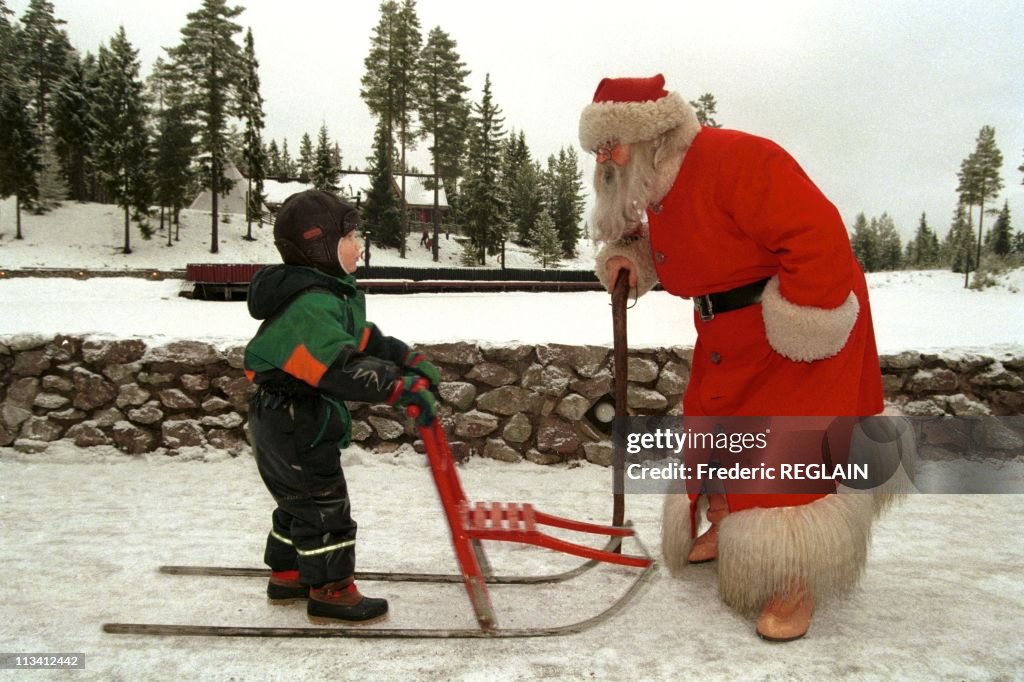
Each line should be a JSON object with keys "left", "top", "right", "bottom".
{"left": 239, "top": 27, "right": 266, "bottom": 240}
{"left": 0, "top": 0, "right": 11, "bottom": 34}
{"left": 16, "top": 0, "right": 70, "bottom": 131}
{"left": 501, "top": 131, "right": 543, "bottom": 246}
{"left": 35, "top": 133, "right": 67, "bottom": 209}
{"left": 417, "top": 25, "right": 470, "bottom": 261}
{"left": 93, "top": 27, "right": 152, "bottom": 254}
{"left": 264, "top": 139, "right": 281, "bottom": 177}
{"left": 957, "top": 126, "right": 1004, "bottom": 286}
{"left": 0, "top": 65, "right": 41, "bottom": 239}
{"left": 362, "top": 121, "right": 402, "bottom": 249}
{"left": 298, "top": 132, "right": 313, "bottom": 179}
{"left": 849, "top": 212, "right": 879, "bottom": 272}
{"left": 460, "top": 74, "right": 506, "bottom": 265}
{"left": 151, "top": 58, "right": 195, "bottom": 246}
{"left": 361, "top": 1, "right": 401, "bottom": 146}
{"left": 943, "top": 205, "right": 976, "bottom": 274}
{"left": 1013, "top": 231, "right": 1024, "bottom": 257}
{"left": 0, "top": 0, "right": 40, "bottom": 238}
{"left": 167, "top": 0, "right": 245, "bottom": 254}
{"left": 990, "top": 201, "right": 1012, "bottom": 258}
{"left": 80, "top": 51, "right": 104, "bottom": 202}
{"left": 311, "top": 123, "right": 339, "bottom": 191}
{"left": 875, "top": 213, "right": 902, "bottom": 270}
{"left": 690, "top": 92, "right": 721, "bottom": 128}
{"left": 279, "top": 138, "right": 296, "bottom": 177}
{"left": 530, "top": 211, "right": 562, "bottom": 269}
{"left": 550, "top": 147, "right": 585, "bottom": 257}
{"left": 909, "top": 213, "right": 939, "bottom": 268}
{"left": 361, "top": 0, "right": 422, "bottom": 258}
{"left": 330, "top": 142, "right": 342, "bottom": 173}
{"left": 50, "top": 49, "right": 92, "bottom": 201}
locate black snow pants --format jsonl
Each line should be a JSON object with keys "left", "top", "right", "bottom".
{"left": 248, "top": 385, "right": 356, "bottom": 587}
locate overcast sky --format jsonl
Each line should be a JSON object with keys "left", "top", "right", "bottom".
{"left": 10, "top": 0, "right": 1024, "bottom": 240}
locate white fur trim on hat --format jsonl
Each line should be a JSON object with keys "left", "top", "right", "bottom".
{"left": 579, "top": 92, "right": 700, "bottom": 151}
{"left": 761, "top": 275, "right": 860, "bottom": 362}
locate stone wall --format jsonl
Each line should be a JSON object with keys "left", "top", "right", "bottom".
{"left": 1, "top": 335, "right": 1022, "bottom": 461}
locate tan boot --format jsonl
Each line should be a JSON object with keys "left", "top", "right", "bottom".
{"left": 756, "top": 584, "right": 815, "bottom": 642}
{"left": 687, "top": 494, "right": 728, "bottom": 563}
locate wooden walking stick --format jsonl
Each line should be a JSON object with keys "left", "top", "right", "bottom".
{"left": 611, "top": 270, "right": 630, "bottom": 529}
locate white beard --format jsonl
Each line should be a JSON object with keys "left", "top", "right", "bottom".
{"left": 590, "top": 141, "right": 660, "bottom": 243}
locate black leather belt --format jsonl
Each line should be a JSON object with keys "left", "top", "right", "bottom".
{"left": 692, "top": 278, "right": 770, "bottom": 322}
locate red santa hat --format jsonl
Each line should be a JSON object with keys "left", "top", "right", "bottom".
{"left": 578, "top": 74, "right": 699, "bottom": 151}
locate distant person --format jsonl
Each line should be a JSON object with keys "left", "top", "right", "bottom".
{"left": 243, "top": 190, "right": 441, "bottom": 624}
{"left": 420, "top": 229, "right": 429, "bottom": 248}
{"left": 580, "top": 75, "right": 890, "bottom": 641}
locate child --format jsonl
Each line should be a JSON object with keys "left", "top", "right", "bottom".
{"left": 243, "top": 190, "right": 441, "bottom": 624}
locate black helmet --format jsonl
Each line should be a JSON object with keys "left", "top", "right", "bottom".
{"left": 273, "top": 190, "right": 361, "bottom": 278}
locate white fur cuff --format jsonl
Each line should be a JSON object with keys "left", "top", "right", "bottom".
{"left": 594, "top": 235, "right": 659, "bottom": 297}
{"left": 761, "top": 276, "right": 859, "bottom": 362}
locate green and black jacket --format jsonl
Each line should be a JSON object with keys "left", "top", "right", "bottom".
{"left": 244, "top": 264, "right": 410, "bottom": 408}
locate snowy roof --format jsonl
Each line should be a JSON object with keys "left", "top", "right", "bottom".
{"left": 263, "top": 178, "right": 312, "bottom": 205}
{"left": 188, "top": 161, "right": 255, "bottom": 215}
{"left": 336, "top": 173, "right": 449, "bottom": 209}
{"left": 263, "top": 174, "right": 447, "bottom": 209}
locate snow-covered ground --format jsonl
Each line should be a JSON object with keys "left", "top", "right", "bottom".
{"left": 1, "top": 444, "right": 1022, "bottom": 680}
{"left": 1, "top": 199, "right": 1023, "bottom": 679}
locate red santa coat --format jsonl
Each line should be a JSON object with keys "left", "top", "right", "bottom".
{"left": 645, "top": 127, "right": 885, "bottom": 515}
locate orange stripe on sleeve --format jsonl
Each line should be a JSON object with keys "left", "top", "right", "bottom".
{"left": 282, "top": 343, "right": 328, "bottom": 387}
{"left": 358, "top": 326, "right": 372, "bottom": 352}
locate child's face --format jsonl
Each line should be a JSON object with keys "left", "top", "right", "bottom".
{"left": 337, "top": 231, "right": 363, "bottom": 274}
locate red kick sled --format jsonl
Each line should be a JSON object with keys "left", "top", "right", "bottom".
{"left": 103, "top": 409, "right": 654, "bottom": 639}
{"left": 413, "top": 410, "right": 652, "bottom": 632}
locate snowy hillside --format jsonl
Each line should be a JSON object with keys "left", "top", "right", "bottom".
{"left": 0, "top": 198, "right": 597, "bottom": 271}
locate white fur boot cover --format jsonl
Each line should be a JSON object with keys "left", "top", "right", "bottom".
{"left": 661, "top": 493, "right": 700, "bottom": 575}
{"left": 716, "top": 494, "right": 875, "bottom": 615}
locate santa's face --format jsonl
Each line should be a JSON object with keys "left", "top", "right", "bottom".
{"left": 595, "top": 141, "right": 632, "bottom": 166}
{"left": 591, "top": 139, "right": 658, "bottom": 243}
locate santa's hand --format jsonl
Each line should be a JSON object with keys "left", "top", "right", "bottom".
{"left": 606, "top": 255, "right": 638, "bottom": 289}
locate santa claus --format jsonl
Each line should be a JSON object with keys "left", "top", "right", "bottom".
{"left": 580, "top": 74, "right": 892, "bottom": 641}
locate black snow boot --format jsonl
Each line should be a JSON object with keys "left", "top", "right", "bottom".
{"left": 267, "top": 570, "right": 308, "bottom": 603}
{"left": 307, "top": 578, "right": 389, "bottom": 624}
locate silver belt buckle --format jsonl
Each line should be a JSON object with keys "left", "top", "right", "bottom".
{"left": 694, "top": 295, "right": 714, "bottom": 322}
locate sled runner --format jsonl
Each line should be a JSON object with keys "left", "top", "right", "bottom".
{"left": 103, "top": 412, "right": 654, "bottom": 638}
